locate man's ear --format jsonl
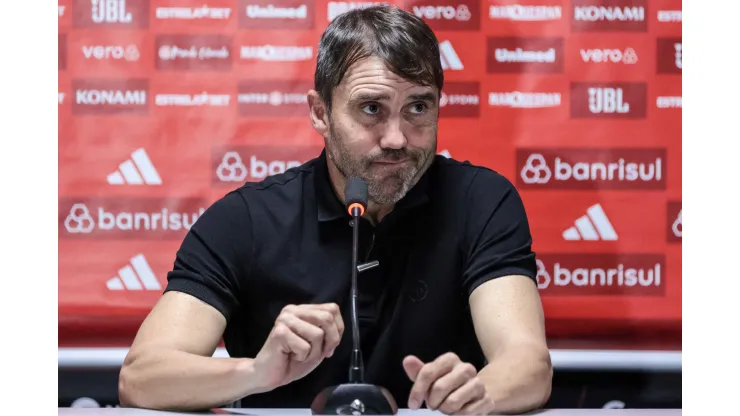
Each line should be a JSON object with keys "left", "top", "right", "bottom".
{"left": 307, "top": 90, "right": 330, "bottom": 138}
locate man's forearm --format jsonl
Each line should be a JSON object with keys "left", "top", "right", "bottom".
{"left": 118, "top": 348, "right": 266, "bottom": 411}
{"left": 477, "top": 344, "right": 553, "bottom": 414}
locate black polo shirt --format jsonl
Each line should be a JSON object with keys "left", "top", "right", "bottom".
{"left": 164, "top": 149, "right": 537, "bottom": 408}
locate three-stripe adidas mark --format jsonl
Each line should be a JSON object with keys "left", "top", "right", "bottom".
{"left": 439, "top": 41, "right": 463, "bottom": 70}
{"left": 107, "top": 148, "right": 162, "bottom": 185}
{"left": 107, "top": 254, "right": 161, "bottom": 291}
{"left": 562, "top": 203, "right": 618, "bottom": 241}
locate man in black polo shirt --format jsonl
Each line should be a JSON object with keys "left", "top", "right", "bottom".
{"left": 119, "top": 5, "right": 552, "bottom": 415}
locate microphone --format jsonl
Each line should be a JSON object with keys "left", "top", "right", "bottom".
{"left": 310, "top": 177, "right": 398, "bottom": 415}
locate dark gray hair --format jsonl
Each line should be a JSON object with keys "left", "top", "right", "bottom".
{"left": 314, "top": 5, "right": 444, "bottom": 112}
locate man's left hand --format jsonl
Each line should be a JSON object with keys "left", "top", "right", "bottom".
{"left": 402, "top": 352, "right": 495, "bottom": 415}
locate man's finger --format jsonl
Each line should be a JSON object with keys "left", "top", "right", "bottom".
{"left": 279, "top": 314, "right": 325, "bottom": 362}
{"left": 427, "top": 363, "right": 478, "bottom": 410}
{"left": 273, "top": 323, "right": 312, "bottom": 362}
{"left": 312, "top": 303, "right": 345, "bottom": 335}
{"left": 436, "top": 375, "right": 485, "bottom": 414}
{"left": 407, "top": 355, "right": 457, "bottom": 410}
{"left": 403, "top": 355, "right": 425, "bottom": 382}
{"left": 294, "top": 307, "right": 342, "bottom": 357}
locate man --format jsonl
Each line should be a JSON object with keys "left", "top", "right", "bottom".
{"left": 118, "top": 5, "right": 552, "bottom": 415}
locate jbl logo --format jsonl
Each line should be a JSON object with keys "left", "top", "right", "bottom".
{"left": 92, "top": 0, "right": 132, "bottom": 23}
{"left": 588, "top": 88, "right": 629, "bottom": 114}
{"left": 571, "top": 83, "right": 646, "bottom": 119}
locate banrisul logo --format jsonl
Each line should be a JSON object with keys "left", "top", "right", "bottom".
{"left": 60, "top": 197, "right": 208, "bottom": 239}
{"left": 516, "top": 148, "right": 665, "bottom": 190}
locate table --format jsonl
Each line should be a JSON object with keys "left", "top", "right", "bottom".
{"left": 59, "top": 409, "right": 682, "bottom": 415}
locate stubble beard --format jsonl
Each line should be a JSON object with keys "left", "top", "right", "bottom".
{"left": 326, "top": 121, "right": 435, "bottom": 205}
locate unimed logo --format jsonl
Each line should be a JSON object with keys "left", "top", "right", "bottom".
{"left": 73, "top": 0, "right": 150, "bottom": 28}
{"left": 238, "top": 80, "right": 312, "bottom": 116}
{"left": 212, "top": 146, "right": 322, "bottom": 184}
{"left": 72, "top": 79, "right": 149, "bottom": 115}
{"left": 571, "top": 0, "right": 647, "bottom": 32}
{"left": 239, "top": 0, "right": 315, "bottom": 29}
{"left": 487, "top": 37, "right": 564, "bottom": 73}
{"left": 156, "top": 35, "right": 232, "bottom": 71}
{"left": 657, "top": 37, "right": 681, "bottom": 74}
{"left": 406, "top": 0, "right": 479, "bottom": 30}
{"left": 535, "top": 254, "right": 665, "bottom": 296}
{"left": 516, "top": 148, "right": 665, "bottom": 190}
{"left": 60, "top": 198, "right": 207, "bottom": 239}
{"left": 571, "top": 82, "right": 647, "bottom": 118}
{"left": 439, "top": 82, "right": 479, "bottom": 117}
{"left": 667, "top": 201, "right": 681, "bottom": 243}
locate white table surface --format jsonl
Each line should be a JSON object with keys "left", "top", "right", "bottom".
{"left": 58, "top": 408, "right": 682, "bottom": 415}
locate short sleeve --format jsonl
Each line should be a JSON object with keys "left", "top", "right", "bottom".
{"left": 461, "top": 169, "right": 537, "bottom": 297}
{"left": 164, "top": 190, "right": 253, "bottom": 321}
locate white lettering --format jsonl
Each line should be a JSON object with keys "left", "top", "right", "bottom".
{"left": 588, "top": 88, "right": 629, "bottom": 114}
{"left": 240, "top": 45, "right": 313, "bottom": 61}
{"left": 495, "top": 47, "right": 556, "bottom": 63}
{"left": 97, "top": 207, "right": 206, "bottom": 231}
{"left": 156, "top": 6, "right": 232, "bottom": 19}
{"left": 656, "top": 96, "right": 682, "bottom": 109}
{"left": 657, "top": 10, "right": 682, "bottom": 22}
{"left": 246, "top": 4, "right": 308, "bottom": 19}
{"left": 249, "top": 155, "right": 302, "bottom": 178}
{"left": 554, "top": 157, "right": 662, "bottom": 182}
{"left": 91, "top": 0, "right": 133, "bottom": 23}
{"left": 155, "top": 93, "right": 230, "bottom": 107}
{"left": 553, "top": 263, "right": 661, "bottom": 287}
{"left": 76, "top": 89, "right": 147, "bottom": 105}
{"left": 574, "top": 6, "right": 644, "bottom": 22}
{"left": 489, "top": 5, "right": 561, "bottom": 21}
{"left": 488, "top": 92, "right": 561, "bottom": 108}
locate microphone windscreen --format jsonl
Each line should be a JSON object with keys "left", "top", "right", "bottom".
{"left": 344, "top": 177, "right": 368, "bottom": 209}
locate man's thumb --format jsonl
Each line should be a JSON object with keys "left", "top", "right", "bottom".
{"left": 402, "top": 355, "right": 425, "bottom": 382}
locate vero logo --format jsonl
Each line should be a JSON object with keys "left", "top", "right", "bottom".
{"left": 107, "top": 148, "right": 162, "bottom": 185}
{"left": 107, "top": 253, "right": 161, "bottom": 291}
{"left": 562, "top": 203, "right": 617, "bottom": 241}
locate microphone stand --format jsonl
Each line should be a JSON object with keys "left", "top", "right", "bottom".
{"left": 310, "top": 207, "right": 397, "bottom": 415}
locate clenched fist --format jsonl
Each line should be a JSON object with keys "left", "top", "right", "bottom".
{"left": 253, "top": 303, "right": 345, "bottom": 392}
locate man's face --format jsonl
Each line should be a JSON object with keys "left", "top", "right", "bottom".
{"left": 323, "top": 56, "right": 439, "bottom": 205}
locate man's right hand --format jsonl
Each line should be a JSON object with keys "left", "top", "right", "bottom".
{"left": 252, "top": 303, "right": 345, "bottom": 392}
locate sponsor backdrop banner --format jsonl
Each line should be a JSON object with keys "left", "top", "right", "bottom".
{"left": 59, "top": 0, "right": 682, "bottom": 345}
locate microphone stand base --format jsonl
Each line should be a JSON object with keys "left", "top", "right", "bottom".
{"left": 310, "top": 383, "right": 398, "bottom": 415}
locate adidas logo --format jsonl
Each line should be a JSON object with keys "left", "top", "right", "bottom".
{"left": 107, "top": 148, "right": 162, "bottom": 185}
{"left": 562, "top": 203, "right": 618, "bottom": 241}
{"left": 439, "top": 40, "right": 463, "bottom": 70}
{"left": 106, "top": 254, "right": 161, "bottom": 291}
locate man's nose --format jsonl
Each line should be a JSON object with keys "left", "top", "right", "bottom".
{"left": 379, "top": 119, "right": 407, "bottom": 149}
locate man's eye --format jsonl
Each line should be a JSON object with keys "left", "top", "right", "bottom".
{"left": 410, "top": 103, "right": 427, "bottom": 114}
{"left": 362, "top": 104, "right": 380, "bottom": 114}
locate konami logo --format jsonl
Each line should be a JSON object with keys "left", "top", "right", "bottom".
{"left": 439, "top": 82, "right": 480, "bottom": 117}
{"left": 571, "top": 0, "right": 647, "bottom": 32}
{"left": 156, "top": 35, "right": 232, "bottom": 71}
{"left": 238, "top": 80, "right": 313, "bottom": 117}
{"left": 60, "top": 197, "right": 208, "bottom": 239}
{"left": 73, "top": 0, "right": 149, "bottom": 28}
{"left": 657, "top": 37, "right": 681, "bottom": 74}
{"left": 406, "top": 0, "right": 480, "bottom": 30}
{"left": 212, "top": 146, "right": 322, "bottom": 184}
{"left": 72, "top": 79, "right": 149, "bottom": 115}
{"left": 535, "top": 254, "right": 665, "bottom": 296}
{"left": 240, "top": 0, "right": 315, "bottom": 29}
{"left": 516, "top": 148, "right": 665, "bottom": 190}
{"left": 571, "top": 82, "right": 647, "bottom": 118}
{"left": 487, "top": 37, "right": 564, "bottom": 73}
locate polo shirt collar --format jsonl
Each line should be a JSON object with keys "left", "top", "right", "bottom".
{"left": 314, "top": 149, "right": 433, "bottom": 223}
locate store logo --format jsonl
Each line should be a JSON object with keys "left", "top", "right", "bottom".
{"left": 439, "top": 82, "right": 479, "bottom": 117}
{"left": 238, "top": 80, "right": 312, "bottom": 116}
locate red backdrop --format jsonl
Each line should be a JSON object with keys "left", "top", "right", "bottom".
{"left": 58, "top": 0, "right": 682, "bottom": 346}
